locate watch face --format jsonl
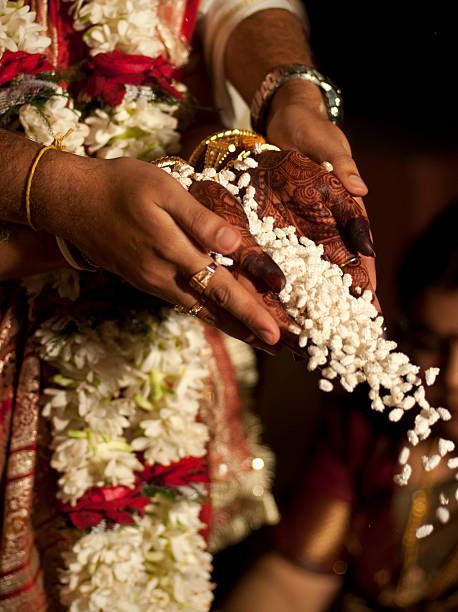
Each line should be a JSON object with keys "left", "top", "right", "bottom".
{"left": 287, "top": 67, "right": 343, "bottom": 124}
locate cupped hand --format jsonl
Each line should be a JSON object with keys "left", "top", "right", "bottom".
{"left": 190, "top": 179, "right": 298, "bottom": 353}
{"left": 264, "top": 80, "right": 377, "bottom": 296}
{"left": 244, "top": 149, "right": 377, "bottom": 297}
{"left": 190, "top": 148, "right": 380, "bottom": 356}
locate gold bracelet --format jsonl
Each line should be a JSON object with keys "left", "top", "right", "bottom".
{"left": 188, "top": 129, "right": 266, "bottom": 172}
{"left": 150, "top": 155, "right": 188, "bottom": 170}
{"left": 25, "top": 144, "right": 58, "bottom": 231}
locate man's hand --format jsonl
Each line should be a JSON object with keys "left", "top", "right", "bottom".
{"left": 224, "top": 9, "right": 369, "bottom": 198}
{"left": 31, "top": 154, "right": 283, "bottom": 349}
{"left": 266, "top": 79, "right": 368, "bottom": 197}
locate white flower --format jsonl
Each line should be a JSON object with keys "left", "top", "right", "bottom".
{"left": 68, "top": 0, "right": 165, "bottom": 59}
{"left": 78, "top": 395, "right": 134, "bottom": 436}
{"left": 0, "top": 0, "right": 50, "bottom": 57}
{"left": 19, "top": 91, "right": 89, "bottom": 155}
{"left": 23, "top": 268, "right": 81, "bottom": 300}
{"left": 131, "top": 416, "right": 208, "bottom": 466}
{"left": 60, "top": 499, "right": 212, "bottom": 611}
{"left": 84, "top": 89, "right": 180, "bottom": 161}
{"left": 53, "top": 431, "right": 142, "bottom": 504}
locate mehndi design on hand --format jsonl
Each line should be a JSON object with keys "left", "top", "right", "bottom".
{"left": 190, "top": 180, "right": 322, "bottom": 357}
{"left": 238, "top": 149, "right": 375, "bottom": 295}
{"left": 190, "top": 149, "right": 379, "bottom": 356}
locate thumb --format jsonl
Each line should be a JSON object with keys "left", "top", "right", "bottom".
{"left": 326, "top": 152, "right": 368, "bottom": 197}
{"left": 164, "top": 181, "right": 242, "bottom": 254}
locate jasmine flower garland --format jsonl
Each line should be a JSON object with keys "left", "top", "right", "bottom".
{"left": 38, "top": 311, "right": 210, "bottom": 505}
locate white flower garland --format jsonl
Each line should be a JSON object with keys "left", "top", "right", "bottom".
{"left": 0, "top": 0, "right": 50, "bottom": 55}
{"left": 38, "top": 311, "right": 210, "bottom": 505}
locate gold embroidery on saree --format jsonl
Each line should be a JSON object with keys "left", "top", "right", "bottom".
{"left": 0, "top": 347, "right": 42, "bottom": 607}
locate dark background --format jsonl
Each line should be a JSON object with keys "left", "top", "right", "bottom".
{"left": 306, "top": 1, "right": 456, "bottom": 145}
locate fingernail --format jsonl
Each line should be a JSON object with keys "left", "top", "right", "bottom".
{"left": 348, "top": 217, "right": 375, "bottom": 257}
{"left": 263, "top": 263, "right": 286, "bottom": 293}
{"left": 348, "top": 174, "right": 368, "bottom": 192}
{"left": 260, "top": 329, "right": 278, "bottom": 345}
{"left": 244, "top": 253, "right": 286, "bottom": 293}
{"left": 216, "top": 226, "right": 240, "bottom": 252}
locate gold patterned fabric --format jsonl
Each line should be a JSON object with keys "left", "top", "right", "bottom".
{"left": 0, "top": 286, "right": 47, "bottom": 609}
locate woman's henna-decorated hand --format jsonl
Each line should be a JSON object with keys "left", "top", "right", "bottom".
{"left": 190, "top": 180, "right": 285, "bottom": 292}
{"left": 190, "top": 180, "right": 312, "bottom": 357}
{"left": 190, "top": 149, "right": 380, "bottom": 354}
{"left": 234, "top": 149, "right": 377, "bottom": 299}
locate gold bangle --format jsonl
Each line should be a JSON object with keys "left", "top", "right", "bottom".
{"left": 188, "top": 129, "right": 266, "bottom": 171}
{"left": 25, "top": 144, "right": 58, "bottom": 231}
{"left": 150, "top": 155, "right": 188, "bottom": 170}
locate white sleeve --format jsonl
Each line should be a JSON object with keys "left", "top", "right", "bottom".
{"left": 198, "top": 0, "right": 308, "bottom": 127}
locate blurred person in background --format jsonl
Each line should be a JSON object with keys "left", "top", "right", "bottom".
{"left": 225, "top": 201, "right": 458, "bottom": 611}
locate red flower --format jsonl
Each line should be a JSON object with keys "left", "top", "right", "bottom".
{"left": 60, "top": 483, "right": 150, "bottom": 530}
{"left": 60, "top": 458, "right": 209, "bottom": 530}
{"left": 0, "top": 51, "right": 53, "bottom": 87}
{"left": 82, "top": 50, "right": 183, "bottom": 106}
{"left": 141, "top": 457, "right": 209, "bottom": 488}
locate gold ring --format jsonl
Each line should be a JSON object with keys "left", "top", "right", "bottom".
{"left": 341, "top": 256, "right": 360, "bottom": 268}
{"left": 188, "top": 301, "right": 205, "bottom": 318}
{"left": 189, "top": 262, "right": 219, "bottom": 294}
{"left": 174, "top": 304, "right": 188, "bottom": 314}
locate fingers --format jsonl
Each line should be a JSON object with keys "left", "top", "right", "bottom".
{"left": 190, "top": 263, "right": 280, "bottom": 345}
{"left": 288, "top": 118, "right": 368, "bottom": 198}
{"left": 262, "top": 293, "right": 308, "bottom": 358}
{"left": 236, "top": 274, "right": 309, "bottom": 359}
{"left": 345, "top": 215, "right": 375, "bottom": 258}
{"left": 174, "top": 294, "right": 281, "bottom": 356}
{"left": 239, "top": 249, "right": 286, "bottom": 293}
{"left": 165, "top": 239, "right": 281, "bottom": 346}
{"left": 189, "top": 180, "right": 286, "bottom": 293}
{"left": 317, "top": 172, "right": 375, "bottom": 258}
{"left": 128, "top": 248, "right": 282, "bottom": 350}
{"left": 162, "top": 179, "right": 242, "bottom": 254}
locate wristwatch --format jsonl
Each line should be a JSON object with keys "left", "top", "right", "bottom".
{"left": 250, "top": 64, "right": 343, "bottom": 134}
